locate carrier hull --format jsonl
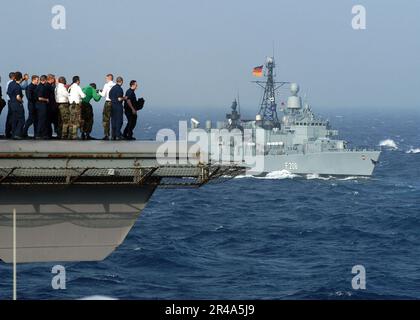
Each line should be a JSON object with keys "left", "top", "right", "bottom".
{"left": 0, "top": 185, "right": 156, "bottom": 263}
{"left": 0, "top": 140, "right": 244, "bottom": 263}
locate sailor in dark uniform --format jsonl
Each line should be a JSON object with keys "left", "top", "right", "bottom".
{"left": 34, "top": 75, "right": 50, "bottom": 139}
{"left": 23, "top": 75, "right": 39, "bottom": 137}
{"left": 123, "top": 80, "right": 138, "bottom": 140}
{"left": 5, "top": 72, "right": 15, "bottom": 138}
{"left": 5, "top": 73, "right": 29, "bottom": 138}
{"left": 109, "top": 77, "right": 126, "bottom": 140}
{"left": 45, "top": 74, "right": 58, "bottom": 138}
{"left": 0, "top": 76, "right": 5, "bottom": 118}
{"left": 6, "top": 72, "right": 25, "bottom": 139}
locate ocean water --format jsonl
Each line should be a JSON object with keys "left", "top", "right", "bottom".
{"left": 0, "top": 106, "right": 419, "bottom": 300}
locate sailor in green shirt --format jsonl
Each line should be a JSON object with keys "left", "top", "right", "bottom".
{"left": 81, "top": 83, "right": 102, "bottom": 140}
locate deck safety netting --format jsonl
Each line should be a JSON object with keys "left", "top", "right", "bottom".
{"left": 0, "top": 165, "right": 244, "bottom": 188}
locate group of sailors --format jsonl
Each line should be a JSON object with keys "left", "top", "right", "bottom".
{"left": 0, "top": 72, "right": 143, "bottom": 140}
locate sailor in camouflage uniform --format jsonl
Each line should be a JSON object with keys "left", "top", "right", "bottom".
{"left": 55, "top": 77, "right": 70, "bottom": 139}
{"left": 68, "top": 76, "right": 86, "bottom": 140}
{"left": 99, "top": 74, "right": 115, "bottom": 140}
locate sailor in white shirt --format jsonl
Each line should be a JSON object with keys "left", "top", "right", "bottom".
{"left": 69, "top": 81, "right": 86, "bottom": 104}
{"left": 68, "top": 76, "right": 86, "bottom": 140}
{"left": 55, "top": 77, "right": 70, "bottom": 139}
{"left": 99, "top": 74, "right": 115, "bottom": 140}
{"left": 55, "top": 78, "right": 69, "bottom": 103}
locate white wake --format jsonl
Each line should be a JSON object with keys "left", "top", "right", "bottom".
{"left": 379, "top": 139, "right": 398, "bottom": 149}
{"left": 260, "top": 170, "right": 300, "bottom": 180}
{"left": 306, "top": 173, "right": 331, "bottom": 180}
{"left": 406, "top": 148, "right": 420, "bottom": 154}
{"left": 235, "top": 170, "right": 299, "bottom": 180}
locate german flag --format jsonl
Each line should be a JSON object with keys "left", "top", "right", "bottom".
{"left": 252, "top": 65, "right": 263, "bottom": 77}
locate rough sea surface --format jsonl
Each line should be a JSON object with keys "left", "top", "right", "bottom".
{"left": 0, "top": 106, "right": 419, "bottom": 300}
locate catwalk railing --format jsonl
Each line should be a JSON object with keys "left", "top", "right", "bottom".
{"left": 0, "top": 165, "right": 245, "bottom": 188}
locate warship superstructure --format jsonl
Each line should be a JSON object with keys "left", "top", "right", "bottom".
{"left": 190, "top": 57, "right": 381, "bottom": 176}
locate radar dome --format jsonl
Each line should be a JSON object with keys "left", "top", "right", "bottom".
{"left": 290, "top": 83, "right": 300, "bottom": 96}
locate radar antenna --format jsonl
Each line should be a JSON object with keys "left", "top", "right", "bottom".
{"left": 252, "top": 57, "right": 289, "bottom": 129}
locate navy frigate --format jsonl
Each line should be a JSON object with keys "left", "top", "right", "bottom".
{"left": 189, "top": 56, "right": 380, "bottom": 177}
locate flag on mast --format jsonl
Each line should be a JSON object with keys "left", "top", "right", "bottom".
{"left": 252, "top": 65, "right": 263, "bottom": 77}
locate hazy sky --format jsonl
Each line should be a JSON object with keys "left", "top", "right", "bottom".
{"left": 0, "top": 0, "right": 419, "bottom": 112}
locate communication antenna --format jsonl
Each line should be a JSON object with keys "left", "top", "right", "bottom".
{"left": 237, "top": 91, "right": 241, "bottom": 116}
{"left": 272, "top": 41, "right": 275, "bottom": 63}
{"left": 252, "top": 56, "right": 289, "bottom": 129}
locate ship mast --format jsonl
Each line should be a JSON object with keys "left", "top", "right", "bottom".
{"left": 253, "top": 57, "right": 289, "bottom": 129}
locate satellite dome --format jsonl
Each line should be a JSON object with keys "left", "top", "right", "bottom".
{"left": 290, "top": 83, "right": 300, "bottom": 95}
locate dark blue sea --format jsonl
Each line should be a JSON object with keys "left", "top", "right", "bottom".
{"left": 0, "top": 105, "right": 419, "bottom": 300}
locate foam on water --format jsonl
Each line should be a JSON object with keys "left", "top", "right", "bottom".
{"left": 339, "top": 176, "right": 370, "bottom": 181}
{"left": 234, "top": 174, "right": 255, "bottom": 179}
{"left": 235, "top": 170, "right": 299, "bottom": 180}
{"left": 306, "top": 173, "right": 330, "bottom": 180}
{"left": 379, "top": 139, "right": 398, "bottom": 149}
{"left": 260, "top": 170, "right": 299, "bottom": 180}
{"left": 406, "top": 148, "right": 420, "bottom": 154}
